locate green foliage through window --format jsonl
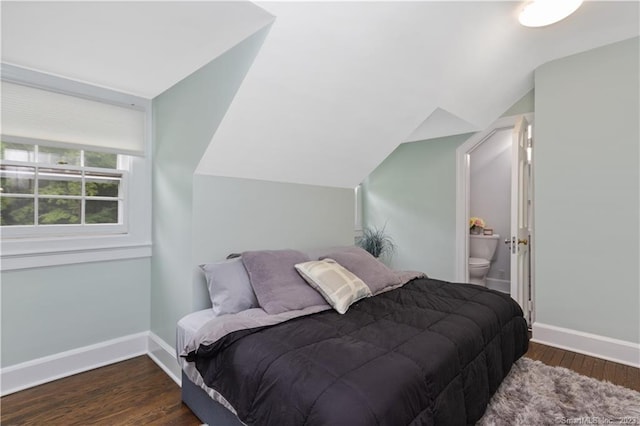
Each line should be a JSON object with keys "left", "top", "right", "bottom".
{"left": 1, "top": 142, "right": 123, "bottom": 229}
{"left": 0, "top": 198, "right": 35, "bottom": 226}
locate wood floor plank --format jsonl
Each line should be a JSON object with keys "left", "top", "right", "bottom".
{"left": 570, "top": 353, "right": 586, "bottom": 376}
{"left": 591, "top": 357, "right": 606, "bottom": 381}
{"left": 601, "top": 362, "right": 616, "bottom": 385}
{"left": 539, "top": 344, "right": 556, "bottom": 365}
{"left": 549, "top": 346, "right": 565, "bottom": 366}
{"left": 613, "top": 362, "right": 629, "bottom": 389}
{"left": 603, "top": 360, "right": 618, "bottom": 383}
{"left": 559, "top": 351, "right": 575, "bottom": 369}
{"left": 525, "top": 342, "right": 539, "bottom": 358}
{"left": 626, "top": 364, "right": 640, "bottom": 392}
{"left": 580, "top": 354, "right": 596, "bottom": 378}
{"left": 528, "top": 342, "right": 546, "bottom": 360}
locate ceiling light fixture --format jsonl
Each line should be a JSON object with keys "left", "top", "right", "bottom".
{"left": 519, "top": 0, "right": 584, "bottom": 28}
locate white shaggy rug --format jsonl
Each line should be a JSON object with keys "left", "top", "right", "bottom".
{"left": 478, "top": 357, "right": 640, "bottom": 425}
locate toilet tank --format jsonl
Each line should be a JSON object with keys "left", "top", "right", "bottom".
{"left": 469, "top": 234, "right": 500, "bottom": 260}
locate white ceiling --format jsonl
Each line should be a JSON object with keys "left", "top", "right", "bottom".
{"left": 2, "top": 2, "right": 639, "bottom": 189}
{"left": 196, "top": 1, "right": 639, "bottom": 188}
{"left": 1, "top": 1, "right": 274, "bottom": 98}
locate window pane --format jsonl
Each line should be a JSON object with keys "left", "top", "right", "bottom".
{"left": 0, "top": 197, "right": 35, "bottom": 225}
{"left": 38, "top": 198, "right": 81, "bottom": 224}
{"left": 1, "top": 142, "right": 35, "bottom": 162}
{"left": 39, "top": 168, "right": 82, "bottom": 196}
{"left": 85, "top": 173, "right": 120, "bottom": 197}
{"left": 1, "top": 165, "right": 35, "bottom": 194}
{"left": 37, "top": 146, "right": 81, "bottom": 166}
{"left": 84, "top": 151, "right": 117, "bottom": 169}
{"left": 85, "top": 200, "right": 119, "bottom": 224}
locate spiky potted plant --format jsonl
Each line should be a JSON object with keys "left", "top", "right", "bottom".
{"left": 357, "top": 226, "right": 396, "bottom": 259}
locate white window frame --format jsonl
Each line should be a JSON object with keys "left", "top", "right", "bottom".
{"left": 0, "top": 64, "right": 152, "bottom": 270}
{"left": 1, "top": 142, "right": 129, "bottom": 238}
{"left": 354, "top": 184, "right": 364, "bottom": 239}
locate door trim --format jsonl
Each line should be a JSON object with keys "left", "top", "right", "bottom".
{"left": 454, "top": 113, "right": 533, "bottom": 283}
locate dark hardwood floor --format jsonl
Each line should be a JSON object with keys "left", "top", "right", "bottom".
{"left": 1, "top": 343, "right": 638, "bottom": 425}
{"left": 525, "top": 341, "right": 640, "bottom": 392}
{"left": 0, "top": 357, "right": 201, "bottom": 425}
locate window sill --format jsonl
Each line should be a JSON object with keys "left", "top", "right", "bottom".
{"left": 1, "top": 235, "right": 152, "bottom": 271}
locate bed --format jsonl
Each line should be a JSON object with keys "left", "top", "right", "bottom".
{"left": 178, "top": 248, "right": 529, "bottom": 425}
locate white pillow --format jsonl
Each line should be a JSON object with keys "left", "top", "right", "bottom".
{"left": 200, "top": 257, "right": 259, "bottom": 316}
{"left": 295, "top": 259, "right": 372, "bottom": 314}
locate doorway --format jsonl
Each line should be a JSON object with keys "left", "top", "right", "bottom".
{"left": 455, "top": 114, "right": 534, "bottom": 324}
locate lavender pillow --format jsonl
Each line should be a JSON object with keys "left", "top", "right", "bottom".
{"left": 242, "top": 249, "right": 328, "bottom": 314}
{"left": 200, "top": 257, "right": 258, "bottom": 317}
{"left": 320, "top": 246, "right": 402, "bottom": 295}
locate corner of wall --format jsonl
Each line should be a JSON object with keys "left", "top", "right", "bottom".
{"left": 501, "top": 89, "right": 535, "bottom": 118}
{"left": 151, "top": 26, "right": 272, "bottom": 345}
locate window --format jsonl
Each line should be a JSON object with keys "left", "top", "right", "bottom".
{"left": 1, "top": 65, "right": 151, "bottom": 270}
{"left": 1, "top": 141, "right": 128, "bottom": 237}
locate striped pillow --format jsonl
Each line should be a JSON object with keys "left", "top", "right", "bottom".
{"left": 295, "top": 259, "right": 372, "bottom": 314}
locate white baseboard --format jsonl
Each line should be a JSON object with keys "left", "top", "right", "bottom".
{"left": 147, "top": 331, "right": 181, "bottom": 386}
{"left": 0, "top": 331, "right": 184, "bottom": 397}
{"left": 0, "top": 332, "right": 149, "bottom": 396}
{"left": 532, "top": 322, "right": 640, "bottom": 368}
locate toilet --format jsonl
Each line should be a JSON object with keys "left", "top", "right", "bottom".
{"left": 469, "top": 234, "right": 500, "bottom": 286}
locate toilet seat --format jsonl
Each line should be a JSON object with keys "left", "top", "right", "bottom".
{"left": 468, "top": 257, "right": 490, "bottom": 268}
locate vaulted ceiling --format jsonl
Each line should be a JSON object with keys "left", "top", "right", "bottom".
{"left": 3, "top": 1, "right": 639, "bottom": 188}
{"left": 196, "top": 1, "right": 639, "bottom": 188}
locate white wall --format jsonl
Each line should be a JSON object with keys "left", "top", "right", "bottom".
{"left": 534, "top": 37, "right": 639, "bottom": 345}
{"left": 470, "top": 128, "right": 511, "bottom": 283}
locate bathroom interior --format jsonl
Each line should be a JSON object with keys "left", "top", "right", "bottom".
{"left": 468, "top": 128, "right": 512, "bottom": 294}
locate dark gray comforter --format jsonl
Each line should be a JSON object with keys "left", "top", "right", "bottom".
{"left": 187, "top": 277, "right": 529, "bottom": 425}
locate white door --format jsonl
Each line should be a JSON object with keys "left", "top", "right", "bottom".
{"left": 509, "top": 116, "right": 533, "bottom": 324}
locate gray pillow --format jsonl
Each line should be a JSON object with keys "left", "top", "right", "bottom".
{"left": 200, "top": 257, "right": 259, "bottom": 316}
{"left": 320, "top": 246, "right": 402, "bottom": 295}
{"left": 242, "top": 249, "right": 328, "bottom": 314}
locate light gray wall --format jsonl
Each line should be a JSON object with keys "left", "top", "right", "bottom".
{"left": 152, "top": 25, "right": 355, "bottom": 348}
{"left": 191, "top": 175, "right": 355, "bottom": 310}
{"left": 470, "top": 128, "right": 511, "bottom": 281}
{"left": 1, "top": 258, "right": 150, "bottom": 367}
{"left": 151, "top": 27, "right": 271, "bottom": 345}
{"left": 534, "top": 37, "right": 639, "bottom": 343}
{"left": 362, "top": 133, "right": 473, "bottom": 281}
